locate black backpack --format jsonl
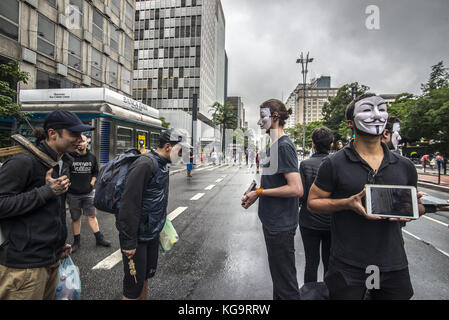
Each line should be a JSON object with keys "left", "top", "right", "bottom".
{"left": 94, "top": 149, "right": 158, "bottom": 214}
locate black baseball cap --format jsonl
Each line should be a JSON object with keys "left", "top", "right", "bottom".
{"left": 44, "top": 110, "right": 95, "bottom": 132}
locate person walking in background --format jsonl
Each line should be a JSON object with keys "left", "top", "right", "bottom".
{"left": 242, "top": 99, "right": 303, "bottom": 300}
{"left": 299, "top": 126, "right": 333, "bottom": 283}
{"left": 67, "top": 135, "right": 111, "bottom": 253}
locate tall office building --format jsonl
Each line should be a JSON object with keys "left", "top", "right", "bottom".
{"left": 133, "top": 0, "right": 226, "bottom": 144}
{"left": 226, "top": 96, "right": 245, "bottom": 129}
{"left": 296, "top": 76, "right": 339, "bottom": 124}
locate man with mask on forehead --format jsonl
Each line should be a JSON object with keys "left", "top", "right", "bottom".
{"left": 117, "top": 128, "right": 188, "bottom": 300}
{"left": 307, "top": 93, "right": 426, "bottom": 300}
{"left": 242, "top": 99, "right": 303, "bottom": 300}
{"left": 382, "top": 116, "right": 402, "bottom": 154}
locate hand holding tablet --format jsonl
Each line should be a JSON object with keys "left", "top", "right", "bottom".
{"left": 364, "top": 184, "right": 420, "bottom": 221}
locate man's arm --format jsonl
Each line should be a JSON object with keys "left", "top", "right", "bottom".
{"left": 260, "top": 172, "right": 303, "bottom": 198}
{"left": 307, "top": 183, "right": 381, "bottom": 220}
{"left": 242, "top": 172, "right": 303, "bottom": 209}
{"left": 0, "top": 156, "right": 56, "bottom": 219}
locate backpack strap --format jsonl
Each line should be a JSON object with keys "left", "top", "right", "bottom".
{"left": 142, "top": 152, "right": 159, "bottom": 177}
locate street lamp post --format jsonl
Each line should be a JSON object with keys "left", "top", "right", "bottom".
{"left": 296, "top": 52, "right": 313, "bottom": 152}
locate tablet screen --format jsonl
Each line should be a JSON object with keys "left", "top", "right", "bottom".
{"left": 370, "top": 187, "right": 414, "bottom": 217}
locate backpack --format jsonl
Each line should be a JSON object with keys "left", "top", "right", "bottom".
{"left": 94, "top": 149, "right": 158, "bottom": 214}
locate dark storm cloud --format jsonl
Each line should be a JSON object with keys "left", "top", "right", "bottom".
{"left": 221, "top": 0, "right": 449, "bottom": 131}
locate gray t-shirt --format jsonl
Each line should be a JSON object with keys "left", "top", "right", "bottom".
{"left": 258, "top": 135, "right": 299, "bottom": 232}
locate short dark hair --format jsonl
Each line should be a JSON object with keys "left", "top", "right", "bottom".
{"left": 312, "top": 126, "right": 334, "bottom": 154}
{"left": 385, "top": 116, "right": 400, "bottom": 132}
{"left": 259, "top": 99, "right": 292, "bottom": 127}
{"left": 345, "top": 93, "right": 377, "bottom": 121}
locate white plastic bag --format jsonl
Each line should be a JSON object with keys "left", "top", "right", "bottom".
{"left": 54, "top": 256, "right": 81, "bottom": 300}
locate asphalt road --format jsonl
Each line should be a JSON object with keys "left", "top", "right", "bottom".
{"left": 66, "top": 164, "right": 449, "bottom": 300}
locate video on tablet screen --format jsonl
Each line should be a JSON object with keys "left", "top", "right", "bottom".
{"left": 370, "top": 187, "right": 413, "bottom": 217}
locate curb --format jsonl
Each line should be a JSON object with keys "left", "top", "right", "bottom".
{"left": 417, "top": 181, "right": 449, "bottom": 193}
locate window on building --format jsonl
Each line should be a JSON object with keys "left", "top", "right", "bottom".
{"left": 69, "top": 0, "right": 83, "bottom": 28}
{"left": 116, "top": 126, "right": 133, "bottom": 154}
{"left": 91, "top": 48, "right": 103, "bottom": 81}
{"left": 0, "top": 0, "right": 19, "bottom": 41}
{"left": 46, "top": 0, "right": 57, "bottom": 7}
{"left": 111, "top": 0, "right": 121, "bottom": 17}
{"left": 125, "top": 1, "right": 133, "bottom": 29}
{"left": 68, "top": 34, "right": 82, "bottom": 70}
{"left": 36, "top": 69, "right": 79, "bottom": 89}
{"left": 124, "top": 35, "right": 133, "bottom": 61}
{"left": 92, "top": 8, "right": 104, "bottom": 41}
{"left": 37, "top": 14, "right": 56, "bottom": 58}
{"left": 110, "top": 23, "right": 119, "bottom": 52}
{"left": 108, "top": 59, "right": 118, "bottom": 87}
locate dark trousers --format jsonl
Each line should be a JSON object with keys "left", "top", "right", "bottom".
{"left": 262, "top": 226, "right": 300, "bottom": 300}
{"left": 324, "top": 256, "right": 414, "bottom": 300}
{"left": 299, "top": 226, "right": 331, "bottom": 283}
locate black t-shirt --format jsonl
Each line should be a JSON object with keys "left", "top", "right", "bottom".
{"left": 299, "top": 153, "right": 331, "bottom": 230}
{"left": 68, "top": 151, "right": 99, "bottom": 195}
{"left": 258, "top": 135, "right": 299, "bottom": 232}
{"left": 313, "top": 141, "right": 418, "bottom": 272}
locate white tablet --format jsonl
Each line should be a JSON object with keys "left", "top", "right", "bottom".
{"left": 365, "top": 184, "right": 419, "bottom": 219}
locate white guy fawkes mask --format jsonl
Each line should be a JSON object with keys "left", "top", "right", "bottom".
{"left": 257, "top": 108, "right": 271, "bottom": 131}
{"left": 353, "top": 96, "right": 388, "bottom": 136}
{"left": 391, "top": 122, "right": 401, "bottom": 150}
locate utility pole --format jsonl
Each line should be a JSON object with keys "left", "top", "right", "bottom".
{"left": 296, "top": 52, "right": 313, "bottom": 152}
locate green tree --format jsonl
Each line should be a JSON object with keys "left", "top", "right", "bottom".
{"left": 322, "top": 82, "right": 369, "bottom": 142}
{"left": 285, "top": 120, "right": 323, "bottom": 152}
{"left": 159, "top": 116, "right": 170, "bottom": 128}
{"left": 388, "top": 62, "right": 449, "bottom": 154}
{"left": 209, "top": 101, "right": 237, "bottom": 152}
{"left": 421, "top": 61, "right": 449, "bottom": 94}
{"left": 0, "top": 60, "right": 30, "bottom": 147}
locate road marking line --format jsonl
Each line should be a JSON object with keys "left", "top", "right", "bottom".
{"left": 205, "top": 184, "right": 215, "bottom": 190}
{"left": 195, "top": 166, "right": 213, "bottom": 172}
{"left": 92, "top": 206, "right": 189, "bottom": 270}
{"left": 215, "top": 178, "right": 223, "bottom": 183}
{"left": 402, "top": 229, "right": 449, "bottom": 258}
{"left": 190, "top": 193, "right": 205, "bottom": 200}
{"left": 423, "top": 215, "right": 449, "bottom": 227}
{"left": 167, "top": 206, "right": 188, "bottom": 221}
{"left": 92, "top": 249, "right": 122, "bottom": 270}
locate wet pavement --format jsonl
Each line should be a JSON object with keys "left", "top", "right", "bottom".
{"left": 68, "top": 164, "right": 449, "bottom": 300}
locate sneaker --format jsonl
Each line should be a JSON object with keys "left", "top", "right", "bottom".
{"left": 71, "top": 242, "right": 80, "bottom": 253}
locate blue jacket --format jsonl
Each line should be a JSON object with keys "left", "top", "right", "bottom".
{"left": 118, "top": 149, "right": 170, "bottom": 249}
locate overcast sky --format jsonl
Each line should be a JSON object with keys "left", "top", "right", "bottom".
{"left": 220, "top": 0, "right": 449, "bottom": 131}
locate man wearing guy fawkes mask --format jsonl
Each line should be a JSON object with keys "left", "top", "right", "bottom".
{"left": 242, "top": 99, "right": 304, "bottom": 300}
{"left": 117, "top": 128, "right": 190, "bottom": 300}
{"left": 382, "top": 117, "right": 402, "bottom": 154}
{"left": 307, "top": 93, "right": 426, "bottom": 300}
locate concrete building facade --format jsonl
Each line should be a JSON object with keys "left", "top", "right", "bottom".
{"left": 296, "top": 76, "right": 339, "bottom": 124}
{"left": 0, "top": 0, "right": 135, "bottom": 95}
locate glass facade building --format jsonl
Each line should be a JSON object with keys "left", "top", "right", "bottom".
{"left": 133, "top": 0, "right": 226, "bottom": 133}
